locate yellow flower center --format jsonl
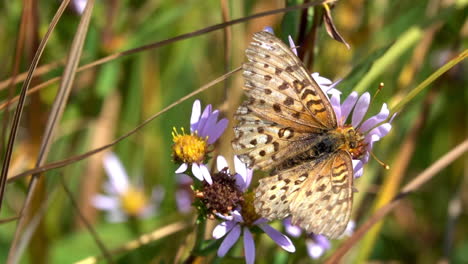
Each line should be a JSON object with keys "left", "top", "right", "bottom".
{"left": 241, "top": 192, "right": 261, "bottom": 226}
{"left": 172, "top": 127, "right": 208, "bottom": 163}
{"left": 120, "top": 187, "right": 149, "bottom": 216}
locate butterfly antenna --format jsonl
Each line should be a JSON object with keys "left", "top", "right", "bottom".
{"left": 370, "top": 150, "right": 390, "bottom": 170}
{"left": 372, "top": 82, "right": 384, "bottom": 102}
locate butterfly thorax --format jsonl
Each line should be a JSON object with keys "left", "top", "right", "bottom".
{"left": 333, "top": 126, "right": 366, "bottom": 160}
{"left": 276, "top": 126, "right": 365, "bottom": 172}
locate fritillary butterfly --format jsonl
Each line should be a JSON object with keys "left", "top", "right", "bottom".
{"left": 232, "top": 31, "right": 366, "bottom": 238}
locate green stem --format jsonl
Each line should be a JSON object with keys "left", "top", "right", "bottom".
{"left": 183, "top": 217, "right": 207, "bottom": 264}
{"left": 193, "top": 217, "right": 207, "bottom": 253}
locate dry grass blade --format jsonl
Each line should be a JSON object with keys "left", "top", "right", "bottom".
{"left": 74, "top": 222, "right": 188, "bottom": 264}
{"left": 0, "top": 0, "right": 329, "bottom": 111}
{"left": 325, "top": 139, "right": 468, "bottom": 263}
{"left": 0, "top": 0, "right": 70, "bottom": 212}
{"left": 9, "top": 188, "right": 59, "bottom": 264}
{"left": 391, "top": 49, "right": 468, "bottom": 115}
{"left": 8, "top": 67, "right": 241, "bottom": 182}
{"left": 60, "top": 176, "right": 114, "bottom": 264}
{"left": 6, "top": 1, "right": 95, "bottom": 263}
{"left": 0, "top": 215, "right": 20, "bottom": 224}
{"left": 0, "top": 61, "right": 62, "bottom": 91}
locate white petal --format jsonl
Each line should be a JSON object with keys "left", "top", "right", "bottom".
{"left": 92, "top": 194, "right": 119, "bottom": 210}
{"left": 344, "top": 220, "right": 355, "bottom": 237}
{"left": 200, "top": 164, "right": 212, "bottom": 185}
{"left": 190, "top": 100, "right": 201, "bottom": 132}
{"left": 232, "top": 210, "right": 245, "bottom": 223}
{"left": 311, "top": 72, "right": 333, "bottom": 86}
{"left": 263, "top": 26, "right": 274, "bottom": 34}
{"left": 234, "top": 155, "right": 247, "bottom": 184}
{"left": 288, "top": 36, "right": 298, "bottom": 56}
{"left": 175, "top": 163, "right": 188, "bottom": 174}
{"left": 306, "top": 240, "right": 326, "bottom": 259}
{"left": 103, "top": 153, "right": 129, "bottom": 195}
{"left": 191, "top": 163, "right": 204, "bottom": 181}
{"left": 213, "top": 221, "right": 236, "bottom": 239}
{"left": 216, "top": 155, "right": 229, "bottom": 172}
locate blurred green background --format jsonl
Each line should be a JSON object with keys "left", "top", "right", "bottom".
{"left": 0, "top": 0, "right": 467, "bottom": 263}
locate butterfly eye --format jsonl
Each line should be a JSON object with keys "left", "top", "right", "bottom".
{"left": 349, "top": 142, "right": 356, "bottom": 149}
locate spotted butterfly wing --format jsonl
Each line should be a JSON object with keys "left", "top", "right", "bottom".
{"left": 254, "top": 151, "right": 353, "bottom": 238}
{"left": 233, "top": 31, "right": 337, "bottom": 168}
{"left": 233, "top": 31, "right": 354, "bottom": 238}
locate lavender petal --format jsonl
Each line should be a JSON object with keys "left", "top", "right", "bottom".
{"left": 217, "top": 224, "right": 241, "bottom": 257}
{"left": 330, "top": 93, "right": 342, "bottom": 122}
{"left": 207, "top": 118, "right": 228, "bottom": 144}
{"left": 352, "top": 92, "right": 370, "bottom": 127}
{"left": 200, "top": 110, "right": 219, "bottom": 138}
{"left": 359, "top": 103, "right": 389, "bottom": 133}
{"left": 103, "top": 153, "right": 129, "bottom": 195}
{"left": 259, "top": 224, "right": 295, "bottom": 252}
{"left": 243, "top": 227, "right": 256, "bottom": 264}
{"left": 340, "top": 92, "right": 358, "bottom": 124}
{"left": 213, "top": 220, "right": 236, "bottom": 239}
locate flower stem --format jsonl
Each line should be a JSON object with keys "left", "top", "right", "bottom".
{"left": 193, "top": 216, "right": 207, "bottom": 253}
{"left": 183, "top": 216, "right": 207, "bottom": 263}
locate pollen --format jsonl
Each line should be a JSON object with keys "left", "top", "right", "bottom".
{"left": 172, "top": 127, "right": 208, "bottom": 163}
{"left": 120, "top": 187, "right": 149, "bottom": 216}
{"left": 241, "top": 192, "right": 261, "bottom": 226}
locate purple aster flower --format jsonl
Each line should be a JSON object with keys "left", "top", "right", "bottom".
{"left": 306, "top": 234, "right": 332, "bottom": 259}
{"left": 213, "top": 212, "right": 295, "bottom": 264}
{"left": 284, "top": 218, "right": 355, "bottom": 259}
{"left": 213, "top": 156, "right": 295, "bottom": 264}
{"left": 173, "top": 100, "right": 228, "bottom": 185}
{"left": 92, "top": 153, "right": 163, "bottom": 222}
{"left": 70, "top": 0, "right": 87, "bottom": 14}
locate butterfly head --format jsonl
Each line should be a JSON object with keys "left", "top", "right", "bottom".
{"left": 338, "top": 126, "right": 366, "bottom": 159}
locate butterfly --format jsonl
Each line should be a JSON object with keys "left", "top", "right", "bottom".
{"left": 232, "top": 31, "right": 366, "bottom": 238}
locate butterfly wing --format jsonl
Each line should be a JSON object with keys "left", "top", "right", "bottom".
{"left": 233, "top": 31, "right": 338, "bottom": 170}
{"left": 254, "top": 157, "right": 326, "bottom": 220}
{"left": 289, "top": 150, "right": 354, "bottom": 238}
{"left": 242, "top": 31, "right": 337, "bottom": 132}
{"left": 233, "top": 105, "right": 319, "bottom": 170}
{"left": 254, "top": 150, "right": 354, "bottom": 239}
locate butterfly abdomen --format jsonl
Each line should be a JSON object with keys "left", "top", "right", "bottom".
{"left": 276, "top": 132, "right": 342, "bottom": 171}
